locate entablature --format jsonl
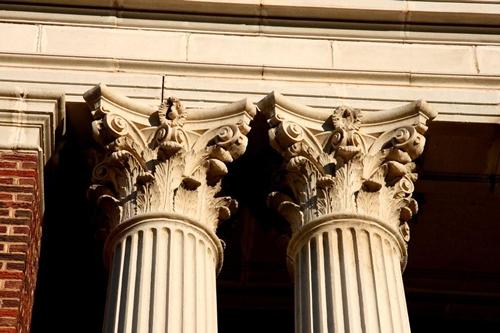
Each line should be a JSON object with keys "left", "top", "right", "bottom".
{"left": 5, "top": 0, "right": 500, "bottom": 28}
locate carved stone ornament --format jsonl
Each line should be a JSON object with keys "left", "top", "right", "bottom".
{"left": 259, "top": 92, "right": 437, "bottom": 249}
{"left": 84, "top": 84, "right": 256, "bottom": 237}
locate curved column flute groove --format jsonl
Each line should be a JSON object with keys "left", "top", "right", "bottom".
{"left": 84, "top": 84, "right": 256, "bottom": 332}
{"left": 260, "top": 92, "right": 437, "bottom": 333}
{"left": 289, "top": 217, "right": 410, "bottom": 333}
{"left": 103, "top": 215, "right": 220, "bottom": 333}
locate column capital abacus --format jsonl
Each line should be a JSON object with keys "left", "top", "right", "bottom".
{"left": 259, "top": 92, "right": 437, "bottom": 266}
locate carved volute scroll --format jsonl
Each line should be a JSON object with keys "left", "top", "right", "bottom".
{"left": 260, "top": 92, "right": 437, "bottom": 253}
{"left": 84, "top": 84, "right": 256, "bottom": 238}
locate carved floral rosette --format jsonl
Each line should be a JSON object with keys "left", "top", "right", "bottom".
{"left": 265, "top": 98, "right": 436, "bottom": 259}
{"left": 85, "top": 90, "right": 254, "bottom": 241}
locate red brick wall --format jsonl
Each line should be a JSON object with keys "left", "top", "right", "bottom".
{"left": 0, "top": 151, "right": 41, "bottom": 333}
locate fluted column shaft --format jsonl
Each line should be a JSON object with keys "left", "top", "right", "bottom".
{"left": 102, "top": 213, "right": 222, "bottom": 333}
{"left": 289, "top": 215, "right": 410, "bottom": 333}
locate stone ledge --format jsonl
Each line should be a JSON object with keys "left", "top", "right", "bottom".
{"left": 3, "top": 8, "right": 500, "bottom": 45}
{"left": 1, "top": 64, "right": 499, "bottom": 125}
{"left": 2, "top": 53, "right": 500, "bottom": 90}
{"left": 0, "top": 86, "right": 65, "bottom": 163}
{"left": 2, "top": 23, "right": 497, "bottom": 76}
{"left": 4, "top": 0, "right": 500, "bottom": 27}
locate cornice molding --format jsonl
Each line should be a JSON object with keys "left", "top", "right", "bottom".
{"left": 3, "top": 6, "right": 500, "bottom": 45}
{"left": 3, "top": 0, "right": 500, "bottom": 28}
{"left": 3, "top": 53, "right": 500, "bottom": 96}
{"left": 0, "top": 86, "right": 65, "bottom": 163}
{"left": 0, "top": 85, "right": 65, "bottom": 214}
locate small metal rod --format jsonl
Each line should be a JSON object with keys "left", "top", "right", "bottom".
{"left": 161, "top": 75, "right": 165, "bottom": 104}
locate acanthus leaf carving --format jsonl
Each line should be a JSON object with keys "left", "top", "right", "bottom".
{"left": 261, "top": 93, "right": 436, "bottom": 245}
{"left": 85, "top": 87, "right": 255, "bottom": 235}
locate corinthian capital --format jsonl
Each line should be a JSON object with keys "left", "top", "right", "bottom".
{"left": 260, "top": 92, "right": 437, "bottom": 247}
{"left": 84, "top": 84, "right": 256, "bottom": 236}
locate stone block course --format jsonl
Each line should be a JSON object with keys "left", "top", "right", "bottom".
{"left": 0, "top": 23, "right": 38, "bottom": 54}
{"left": 42, "top": 25, "right": 188, "bottom": 61}
{"left": 476, "top": 46, "right": 500, "bottom": 75}
{"left": 188, "top": 34, "right": 332, "bottom": 68}
{"left": 408, "top": 43, "right": 476, "bottom": 74}
{"left": 333, "top": 41, "right": 477, "bottom": 74}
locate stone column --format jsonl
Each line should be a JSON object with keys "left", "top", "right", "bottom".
{"left": 102, "top": 213, "right": 222, "bottom": 333}
{"left": 84, "top": 84, "right": 255, "bottom": 332}
{"left": 287, "top": 215, "right": 410, "bottom": 333}
{"left": 261, "top": 92, "right": 436, "bottom": 333}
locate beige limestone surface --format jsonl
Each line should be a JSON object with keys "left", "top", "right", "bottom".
{"left": 0, "top": 1, "right": 499, "bottom": 331}
{"left": 259, "top": 91, "right": 436, "bottom": 332}
{"left": 85, "top": 84, "right": 255, "bottom": 332}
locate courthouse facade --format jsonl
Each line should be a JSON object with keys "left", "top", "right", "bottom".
{"left": 0, "top": 1, "right": 499, "bottom": 332}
